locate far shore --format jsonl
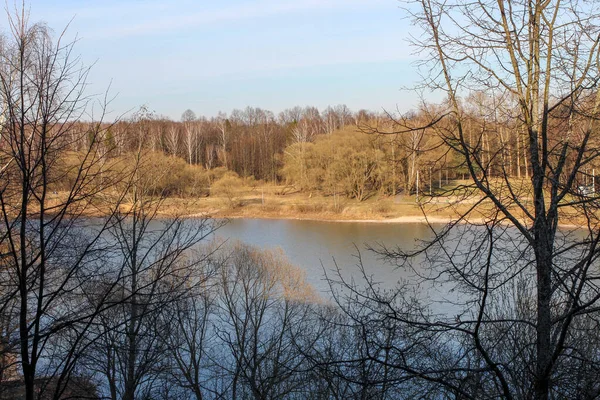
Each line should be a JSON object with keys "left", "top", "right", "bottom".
{"left": 184, "top": 211, "right": 585, "bottom": 230}
{"left": 182, "top": 205, "right": 492, "bottom": 227}
{"left": 179, "top": 201, "right": 584, "bottom": 230}
{"left": 45, "top": 187, "right": 589, "bottom": 229}
{"left": 186, "top": 213, "right": 464, "bottom": 225}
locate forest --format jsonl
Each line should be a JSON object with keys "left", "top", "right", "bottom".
{"left": 54, "top": 97, "right": 548, "bottom": 208}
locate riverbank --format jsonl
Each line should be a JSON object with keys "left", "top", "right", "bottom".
{"left": 47, "top": 184, "right": 588, "bottom": 228}
{"left": 159, "top": 189, "right": 485, "bottom": 224}
{"left": 160, "top": 188, "right": 586, "bottom": 228}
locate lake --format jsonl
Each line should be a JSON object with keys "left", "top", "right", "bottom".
{"left": 210, "top": 218, "right": 440, "bottom": 295}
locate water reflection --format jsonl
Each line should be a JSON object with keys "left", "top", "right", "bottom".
{"left": 211, "top": 218, "right": 438, "bottom": 295}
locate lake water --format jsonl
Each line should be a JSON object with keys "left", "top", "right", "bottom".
{"left": 211, "top": 218, "right": 440, "bottom": 295}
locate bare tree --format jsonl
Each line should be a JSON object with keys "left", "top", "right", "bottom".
{"left": 165, "top": 123, "right": 180, "bottom": 157}
{"left": 0, "top": 8, "right": 136, "bottom": 400}
{"left": 334, "top": 0, "right": 600, "bottom": 399}
{"left": 160, "top": 282, "right": 215, "bottom": 400}
{"left": 80, "top": 150, "right": 219, "bottom": 400}
{"left": 182, "top": 109, "right": 198, "bottom": 165}
{"left": 216, "top": 112, "right": 228, "bottom": 168}
{"left": 213, "top": 243, "right": 316, "bottom": 400}
{"left": 0, "top": 8, "right": 225, "bottom": 400}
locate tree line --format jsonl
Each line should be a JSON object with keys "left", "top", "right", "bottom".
{"left": 60, "top": 96, "right": 566, "bottom": 203}
{"left": 90, "top": 104, "right": 372, "bottom": 183}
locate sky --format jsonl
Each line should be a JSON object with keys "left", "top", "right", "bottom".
{"left": 0, "top": 0, "right": 429, "bottom": 120}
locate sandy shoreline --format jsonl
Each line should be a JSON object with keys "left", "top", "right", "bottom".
{"left": 183, "top": 211, "right": 585, "bottom": 230}
{"left": 184, "top": 211, "right": 475, "bottom": 225}
{"left": 338, "top": 216, "right": 459, "bottom": 224}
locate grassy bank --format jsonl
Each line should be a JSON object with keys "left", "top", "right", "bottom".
{"left": 155, "top": 183, "right": 485, "bottom": 222}
{"left": 157, "top": 182, "right": 591, "bottom": 228}
{"left": 45, "top": 180, "right": 591, "bottom": 227}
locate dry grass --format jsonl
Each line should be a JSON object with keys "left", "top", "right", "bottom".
{"left": 162, "top": 185, "right": 473, "bottom": 222}
{"left": 46, "top": 180, "right": 600, "bottom": 227}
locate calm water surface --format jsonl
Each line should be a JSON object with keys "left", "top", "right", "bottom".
{"left": 211, "top": 218, "right": 439, "bottom": 295}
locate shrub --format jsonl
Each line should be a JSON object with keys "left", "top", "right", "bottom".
{"left": 210, "top": 171, "right": 245, "bottom": 208}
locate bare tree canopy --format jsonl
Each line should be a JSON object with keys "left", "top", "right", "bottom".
{"left": 0, "top": 8, "right": 217, "bottom": 400}
{"left": 181, "top": 109, "right": 197, "bottom": 123}
{"left": 330, "top": 1, "right": 600, "bottom": 399}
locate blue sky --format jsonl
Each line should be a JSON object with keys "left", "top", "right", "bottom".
{"left": 2, "top": 1, "right": 428, "bottom": 120}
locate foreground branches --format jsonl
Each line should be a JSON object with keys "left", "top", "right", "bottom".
{"left": 333, "top": 1, "right": 600, "bottom": 399}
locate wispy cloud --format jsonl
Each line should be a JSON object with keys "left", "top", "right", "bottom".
{"left": 6, "top": 0, "right": 411, "bottom": 118}
{"left": 84, "top": 0, "right": 389, "bottom": 39}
